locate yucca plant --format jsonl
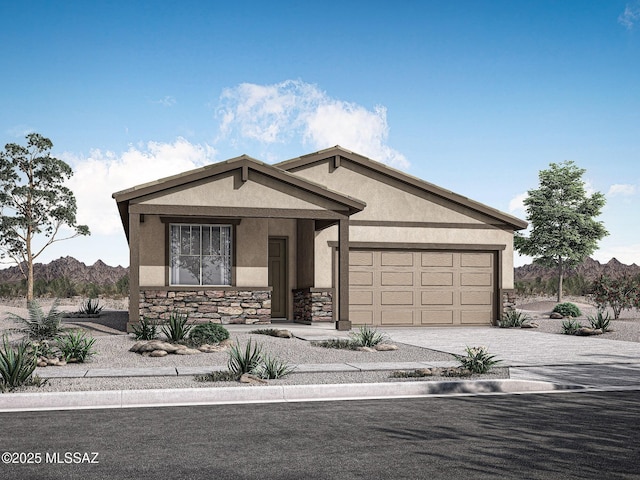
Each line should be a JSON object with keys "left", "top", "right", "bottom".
{"left": 253, "top": 354, "right": 296, "bottom": 379}
{"left": 78, "top": 298, "right": 103, "bottom": 315}
{"left": 454, "top": 346, "right": 501, "bottom": 374}
{"left": 0, "top": 335, "right": 38, "bottom": 392}
{"left": 6, "top": 299, "right": 66, "bottom": 341}
{"left": 349, "top": 325, "right": 388, "bottom": 347}
{"left": 131, "top": 317, "right": 160, "bottom": 340}
{"left": 161, "top": 312, "right": 193, "bottom": 342}
{"left": 227, "top": 340, "right": 263, "bottom": 377}
{"left": 56, "top": 331, "right": 97, "bottom": 362}
{"left": 588, "top": 310, "right": 611, "bottom": 332}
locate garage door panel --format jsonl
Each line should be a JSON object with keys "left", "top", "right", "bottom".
{"left": 461, "top": 291, "right": 492, "bottom": 305}
{"left": 350, "top": 271, "right": 373, "bottom": 286}
{"left": 422, "top": 252, "right": 454, "bottom": 267}
{"left": 381, "top": 252, "right": 413, "bottom": 266}
{"left": 349, "top": 310, "right": 373, "bottom": 325}
{"left": 421, "top": 310, "right": 454, "bottom": 325}
{"left": 351, "top": 291, "right": 373, "bottom": 305}
{"left": 461, "top": 253, "right": 493, "bottom": 268}
{"left": 381, "top": 271, "right": 413, "bottom": 286}
{"left": 381, "top": 290, "right": 413, "bottom": 305}
{"left": 348, "top": 250, "right": 495, "bottom": 327}
{"left": 461, "top": 272, "right": 492, "bottom": 286}
{"left": 381, "top": 310, "right": 413, "bottom": 325}
{"left": 422, "top": 291, "right": 454, "bottom": 305}
{"left": 422, "top": 272, "right": 453, "bottom": 286}
{"left": 461, "top": 310, "right": 492, "bottom": 324}
{"left": 350, "top": 251, "right": 373, "bottom": 266}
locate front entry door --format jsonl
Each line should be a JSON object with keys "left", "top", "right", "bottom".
{"left": 268, "top": 238, "right": 287, "bottom": 318}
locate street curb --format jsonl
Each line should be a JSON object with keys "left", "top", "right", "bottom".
{"left": 0, "top": 379, "right": 580, "bottom": 412}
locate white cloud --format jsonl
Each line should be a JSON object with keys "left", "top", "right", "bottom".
{"left": 151, "top": 96, "right": 177, "bottom": 107}
{"left": 592, "top": 244, "right": 640, "bottom": 266}
{"left": 64, "top": 138, "right": 216, "bottom": 236}
{"left": 508, "top": 192, "right": 527, "bottom": 213}
{"left": 619, "top": 3, "right": 640, "bottom": 29}
{"left": 217, "top": 79, "right": 409, "bottom": 169}
{"left": 607, "top": 183, "right": 637, "bottom": 196}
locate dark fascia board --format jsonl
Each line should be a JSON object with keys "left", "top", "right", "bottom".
{"left": 276, "top": 146, "right": 528, "bottom": 231}
{"left": 113, "top": 154, "right": 366, "bottom": 239}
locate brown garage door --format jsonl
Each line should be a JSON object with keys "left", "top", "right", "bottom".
{"left": 349, "top": 250, "right": 496, "bottom": 326}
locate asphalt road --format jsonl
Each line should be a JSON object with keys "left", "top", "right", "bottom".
{"left": 1, "top": 391, "right": 639, "bottom": 480}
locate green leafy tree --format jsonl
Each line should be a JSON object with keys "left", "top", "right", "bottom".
{"left": 514, "top": 161, "right": 607, "bottom": 303}
{"left": 0, "top": 133, "right": 90, "bottom": 301}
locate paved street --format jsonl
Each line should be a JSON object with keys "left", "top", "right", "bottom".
{"left": 1, "top": 391, "right": 639, "bottom": 480}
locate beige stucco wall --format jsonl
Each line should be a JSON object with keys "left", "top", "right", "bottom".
{"left": 135, "top": 170, "right": 348, "bottom": 212}
{"left": 236, "top": 218, "right": 268, "bottom": 286}
{"left": 139, "top": 215, "right": 165, "bottom": 286}
{"left": 292, "top": 161, "right": 490, "bottom": 224}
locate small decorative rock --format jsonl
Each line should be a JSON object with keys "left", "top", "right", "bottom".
{"left": 219, "top": 339, "right": 234, "bottom": 347}
{"left": 374, "top": 343, "right": 398, "bottom": 351}
{"left": 521, "top": 322, "right": 539, "bottom": 328}
{"left": 149, "top": 350, "right": 168, "bottom": 357}
{"left": 576, "top": 327, "right": 595, "bottom": 336}
{"left": 197, "top": 344, "right": 229, "bottom": 353}
{"left": 274, "top": 329, "right": 293, "bottom": 338}
{"left": 550, "top": 312, "right": 564, "bottom": 319}
{"left": 239, "top": 373, "right": 268, "bottom": 385}
{"left": 356, "top": 346, "right": 377, "bottom": 352}
{"left": 174, "top": 347, "right": 201, "bottom": 355}
{"left": 416, "top": 368, "right": 433, "bottom": 376}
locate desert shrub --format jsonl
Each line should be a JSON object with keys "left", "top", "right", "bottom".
{"left": 561, "top": 318, "right": 582, "bottom": 335}
{"left": 161, "top": 312, "right": 193, "bottom": 342}
{"left": 195, "top": 370, "right": 238, "bottom": 382}
{"left": 56, "top": 331, "right": 97, "bottom": 362}
{"left": 498, "top": 310, "right": 530, "bottom": 328}
{"left": 253, "top": 354, "right": 296, "bottom": 379}
{"left": 189, "top": 322, "right": 229, "bottom": 346}
{"left": 350, "top": 325, "right": 388, "bottom": 347}
{"left": 553, "top": 302, "right": 582, "bottom": 318}
{"left": 311, "top": 339, "right": 356, "bottom": 350}
{"left": 228, "top": 340, "right": 263, "bottom": 376}
{"left": 131, "top": 318, "right": 160, "bottom": 340}
{"left": 78, "top": 298, "right": 103, "bottom": 315}
{"left": 0, "top": 335, "right": 41, "bottom": 392}
{"left": 591, "top": 275, "right": 638, "bottom": 319}
{"left": 454, "top": 346, "right": 500, "bottom": 374}
{"left": 6, "top": 299, "right": 66, "bottom": 341}
{"left": 588, "top": 310, "right": 612, "bottom": 332}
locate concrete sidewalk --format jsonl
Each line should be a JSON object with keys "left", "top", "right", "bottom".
{"left": 2, "top": 324, "right": 640, "bottom": 412}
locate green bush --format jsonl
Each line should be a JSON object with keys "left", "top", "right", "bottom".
{"left": 189, "top": 322, "right": 229, "bottom": 346}
{"left": 588, "top": 310, "right": 612, "bottom": 332}
{"left": 161, "top": 312, "right": 193, "bottom": 342}
{"left": 349, "top": 325, "right": 388, "bottom": 347}
{"left": 6, "top": 299, "right": 66, "bottom": 341}
{"left": 59, "top": 331, "right": 97, "bottom": 362}
{"left": 498, "top": 310, "right": 530, "bottom": 328}
{"left": 553, "top": 302, "right": 582, "bottom": 318}
{"left": 131, "top": 318, "right": 160, "bottom": 340}
{"left": 561, "top": 318, "right": 582, "bottom": 335}
{"left": 0, "top": 335, "right": 40, "bottom": 392}
{"left": 56, "top": 331, "right": 97, "bottom": 362}
{"left": 454, "top": 346, "right": 501, "bottom": 374}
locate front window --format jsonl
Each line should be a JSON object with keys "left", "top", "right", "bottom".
{"left": 170, "top": 224, "right": 232, "bottom": 285}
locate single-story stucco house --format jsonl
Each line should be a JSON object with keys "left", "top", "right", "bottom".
{"left": 113, "top": 146, "right": 527, "bottom": 331}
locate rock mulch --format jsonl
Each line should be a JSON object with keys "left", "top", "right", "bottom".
{"left": 129, "top": 338, "right": 234, "bottom": 357}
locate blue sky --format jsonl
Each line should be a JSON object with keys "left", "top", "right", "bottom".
{"left": 1, "top": 0, "right": 639, "bottom": 269}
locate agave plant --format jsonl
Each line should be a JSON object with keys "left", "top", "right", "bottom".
{"left": 0, "top": 335, "right": 38, "bottom": 392}
{"left": 454, "top": 346, "right": 501, "bottom": 374}
{"left": 227, "top": 339, "right": 263, "bottom": 376}
{"left": 349, "top": 325, "right": 388, "bottom": 347}
{"left": 253, "top": 354, "right": 296, "bottom": 379}
{"left": 56, "top": 331, "right": 97, "bottom": 362}
{"left": 6, "top": 299, "right": 66, "bottom": 341}
{"left": 78, "top": 298, "right": 103, "bottom": 315}
{"left": 161, "top": 312, "right": 193, "bottom": 342}
{"left": 588, "top": 310, "right": 612, "bottom": 332}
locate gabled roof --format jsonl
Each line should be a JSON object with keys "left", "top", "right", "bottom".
{"left": 276, "top": 146, "right": 528, "bottom": 230}
{"left": 112, "top": 154, "right": 366, "bottom": 236}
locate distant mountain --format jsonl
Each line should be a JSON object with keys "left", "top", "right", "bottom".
{"left": 0, "top": 256, "right": 128, "bottom": 285}
{"left": 515, "top": 257, "right": 640, "bottom": 282}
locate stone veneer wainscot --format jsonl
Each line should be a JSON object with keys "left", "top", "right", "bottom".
{"left": 139, "top": 289, "right": 271, "bottom": 324}
{"left": 293, "top": 288, "right": 333, "bottom": 324}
